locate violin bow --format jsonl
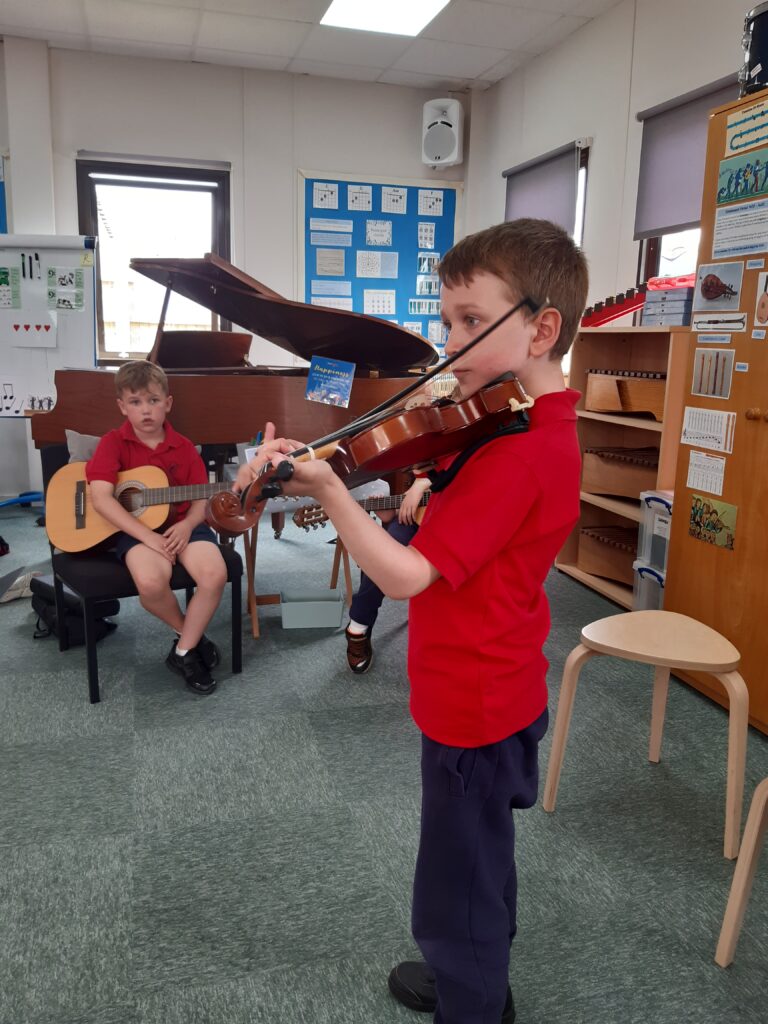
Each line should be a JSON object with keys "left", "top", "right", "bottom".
{"left": 241, "top": 294, "right": 544, "bottom": 506}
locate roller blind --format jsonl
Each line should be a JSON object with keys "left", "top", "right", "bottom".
{"left": 503, "top": 144, "right": 578, "bottom": 234}
{"left": 634, "top": 78, "right": 737, "bottom": 240}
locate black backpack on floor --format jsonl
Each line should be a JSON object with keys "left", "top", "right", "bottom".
{"left": 31, "top": 575, "right": 119, "bottom": 646}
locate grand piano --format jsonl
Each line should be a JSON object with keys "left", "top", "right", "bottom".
{"left": 30, "top": 253, "right": 439, "bottom": 451}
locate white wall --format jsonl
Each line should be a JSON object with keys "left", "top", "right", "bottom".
{"left": 0, "top": 47, "right": 463, "bottom": 493}
{"left": 465, "top": 0, "right": 746, "bottom": 304}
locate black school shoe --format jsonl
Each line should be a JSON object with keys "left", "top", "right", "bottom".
{"left": 196, "top": 634, "right": 220, "bottom": 670}
{"left": 388, "top": 961, "right": 515, "bottom": 1022}
{"left": 166, "top": 643, "right": 217, "bottom": 695}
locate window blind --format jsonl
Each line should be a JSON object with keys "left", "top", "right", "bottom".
{"left": 503, "top": 144, "right": 578, "bottom": 235}
{"left": 634, "top": 78, "right": 737, "bottom": 240}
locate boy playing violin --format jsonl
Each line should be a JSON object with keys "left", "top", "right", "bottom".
{"left": 237, "top": 218, "right": 588, "bottom": 1023}
{"left": 87, "top": 361, "right": 227, "bottom": 695}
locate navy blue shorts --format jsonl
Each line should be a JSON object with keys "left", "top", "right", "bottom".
{"left": 114, "top": 523, "right": 218, "bottom": 562}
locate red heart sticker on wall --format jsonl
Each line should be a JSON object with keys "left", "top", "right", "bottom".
{"left": 44, "top": 325, "right": 51, "bottom": 331}
{"left": 35, "top": 325, "right": 41, "bottom": 331}
{"left": 13, "top": 324, "right": 19, "bottom": 331}
{"left": 23, "top": 324, "right": 30, "bottom": 331}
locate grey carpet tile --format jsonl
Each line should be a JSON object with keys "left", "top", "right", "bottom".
{"left": 0, "top": 734, "right": 135, "bottom": 846}
{"left": 0, "top": 835, "right": 133, "bottom": 1024}
{"left": 130, "top": 807, "right": 409, "bottom": 993}
{"left": 133, "top": 714, "right": 343, "bottom": 832}
{"left": 306, "top": 703, "right": 422, "bottom": 803}
{"left": 0, "top": 665, "right": 134, "bottom": 746}
{"left": 20, "top": 1008, "right": 137, "bottom": 1024}
{"left": 135, "top": 949, "right": 424, "bottom": 1024}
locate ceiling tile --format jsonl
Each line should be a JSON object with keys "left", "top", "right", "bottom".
{"left": 571, "top": 0, "right": 624, "bottom": 16}
{"left": 482, "top": 0, "right": 592, "bottom": 12}
{"left": 377, "top": 68, "right": 470, "bottom": 91}
{"left": 84, "top": 0, "right": 198, "bottom": 45}
{"left": 480, "top": 52, "right": 525, "bottom": 82}
{"left": 288, "top": 58, "right": 383, "bottom": 82}
{"left": 519, "top": 14, "right": 589, "bottom": 56}
{"left": 296, "top": 25, "right": 412, "bottom": 67}
{"left": 193, "top": 48, "right": 291, "bottom": 70}
{"left": 424, "top": 1, "right": 558, "bottom": 51}
{"left": 89, "top": 35, "right": 194, "bottom": 60}
{"left": 0, "top": 0, "right": 87, "bottom": 35}
{"left": 393, "top": 37, "right": 509, "bottom": 79}
{"left": 197, "top": 12, "right": 311, "bottom": 56}
{"left": 199, "top": 0, "right": 331, "bottom": 20}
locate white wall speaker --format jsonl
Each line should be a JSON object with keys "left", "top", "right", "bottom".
{"left": 422, "top": 98, "right": 463, "bottom": 168}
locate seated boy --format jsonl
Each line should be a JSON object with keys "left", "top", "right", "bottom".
{"left": 87, "top": 360, "right": 227, "bottom": 695}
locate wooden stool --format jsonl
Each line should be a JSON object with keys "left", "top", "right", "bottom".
{"left": 543, "top": 610, "right": 749, "bottom": 859}
{"left": 715, "top": 777, "right": 768, "bottom": 966}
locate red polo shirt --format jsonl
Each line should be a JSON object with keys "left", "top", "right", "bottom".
{"left": 408, "top": 389, "right": 581, "bottom": 747}
{"left": 86, "top": 419, "right": 207, "bottom": 525}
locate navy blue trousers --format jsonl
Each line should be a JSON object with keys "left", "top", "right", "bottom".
{"left": 348, "top": 518, "right": 418, "bottom": 627}
{"left": 412, "top": 709, "right": 548, "bottom": 1024}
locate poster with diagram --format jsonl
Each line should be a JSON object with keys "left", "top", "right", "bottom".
{"left": 300, "top": 173, "right": 462, "bottom": 357}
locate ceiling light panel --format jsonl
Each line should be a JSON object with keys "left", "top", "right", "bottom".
{"left": 321, "top": 0, "right": 451, "bottom": 37}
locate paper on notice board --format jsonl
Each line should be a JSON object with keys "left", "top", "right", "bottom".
{"left": 311, "top": 280, "right": 352, "bottom": 296}
{"left": 357, "top": 251, "right": 398, "bottom": 278}
{"left": 313, "top": 182, "right": 338, "bottom": 209}
{"left": 418, "top": 222, "right": 436, "bottom": 249}
{"left": 311, "top": 296, "right": 354, "bottom": 311}
{"left": 681, "top": 406, "right": 737, "bottom": 453}
{"left": 418, "top": 189, "right": 444, "bottom": 216}
{"left": 348, "top": 185, "right": 372, "bottom": 211}
{"left": 381, "top": 187, "right": 407, "bottom": 214}
{"left": 316, "top": 248, "right": 345, "bottom": 276}
{"left": 363, "top": 290, "right": 396, "bottom": 315}
{"left": 309, "top": 218, "right": 352, "bottom": 232}
{"left": 365, "top": 220, "right": 392, "bottom": 246}
{"left": 686, "top": 450, "right": 726, "bottom": 496}
{"left": 310, "top": 232, "right": 353, "bottom": 247}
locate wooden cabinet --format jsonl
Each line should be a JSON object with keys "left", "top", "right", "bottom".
{"left": 664, "top": 89, "right": 768, "bottom": 734}
{"left": 556, "top": 326, "right": 690, "bottom": 607}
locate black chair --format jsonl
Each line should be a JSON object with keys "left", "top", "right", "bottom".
{"left": 41, "top": 444, "right": 242, "bottom": 703}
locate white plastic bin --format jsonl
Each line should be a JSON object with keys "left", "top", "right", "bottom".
{"left": 632, "top": 560, "right": 666, "bottom": 611}
{"left": 637, "top": 490, "right": 673, "bottom": 571}
{"left": 281, "top": 588, "right": 345, "bottom": 629}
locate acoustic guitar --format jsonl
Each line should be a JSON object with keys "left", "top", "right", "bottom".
{"left": 45, "top": 463, "right": 231, "bottom": 552}
{"left": 293, "top": 491, "right": 431, "bottom": 531}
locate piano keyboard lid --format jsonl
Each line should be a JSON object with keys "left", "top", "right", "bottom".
{"left": 130, "top": 253, "right": 440, "bottom": 373}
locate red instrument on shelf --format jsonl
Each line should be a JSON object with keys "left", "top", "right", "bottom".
{"left": 580, "top": 283, "right": 648, "bottom": 327}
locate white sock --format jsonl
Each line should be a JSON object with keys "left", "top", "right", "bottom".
{"left": 176, "top": 647, "right": 189, "bottom": 657}
{"left": 347, "top": 619, "right": 369, "bottom": 635}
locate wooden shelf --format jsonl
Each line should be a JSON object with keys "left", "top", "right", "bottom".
{"left": 577, "top": 409, "right": 663, "bottom": 432}
{"left": 578, "top": 325, "right": 684, "bottom": 335}
{"left": 580, "top": 491, "right": 642, "bottom": 522}
{"left": 555, "top": 562, "right": 633, "bottom": 609}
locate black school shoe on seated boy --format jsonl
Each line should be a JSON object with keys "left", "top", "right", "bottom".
{"left": 166, "top": 642, "right": 217, "bottom": 695}
{"left": 196, "top": 634, "right": 220, "bottom": 670}
{"left": 388, "top": 961, "right": 515, "bottom": 1022}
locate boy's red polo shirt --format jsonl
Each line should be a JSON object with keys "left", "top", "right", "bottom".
{"left": 408, "top": 389, "right": 581, "bottom": 748}
{"left": 86, "top": 419, "right": 207, "bottom": 525}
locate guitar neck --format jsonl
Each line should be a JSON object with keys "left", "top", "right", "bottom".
{"left": 358, "top": 492, "right": 431, "bottom": 513}
{"left": 122, "top": 480, "right": 226, "bottom": 511}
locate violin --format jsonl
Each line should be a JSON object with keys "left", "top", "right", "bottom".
{"left": 207, "top": 375, "right": 532, "bottom": 535}
{"left": 206, "top": 297, "right": 541, "bottom": 536}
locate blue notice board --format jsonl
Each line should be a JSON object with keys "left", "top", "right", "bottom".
{"left": 302, "top": 174, "right": 460, "bottom": 357}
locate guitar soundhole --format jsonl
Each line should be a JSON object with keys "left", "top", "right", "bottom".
{"left": 116, "top": 481, "right": 146, "bottom": 518}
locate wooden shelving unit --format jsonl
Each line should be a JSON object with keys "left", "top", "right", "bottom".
{"left": 556, "top": 325, "right": 690, "bottom": 606}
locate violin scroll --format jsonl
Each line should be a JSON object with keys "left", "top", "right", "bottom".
{"left": 206, "top": 488, "right": 264, "bottom": 536}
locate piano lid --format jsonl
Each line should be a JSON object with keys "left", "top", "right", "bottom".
{"left": 130, "top": 253, "right": 439, "bottom": 373}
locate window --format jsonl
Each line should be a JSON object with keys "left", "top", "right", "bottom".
{"left": 634, "top": 78, "right": 736, "bottom": 282}
{"left": 503, "top": 140, "right": 590, "bottom": 241}
{"left": 76, "top": 160, "right": 230, "bottom": 361}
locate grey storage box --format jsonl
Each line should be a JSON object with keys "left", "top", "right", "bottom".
{"left": 281, "top": 587, "right": 345, "bottom": 629}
